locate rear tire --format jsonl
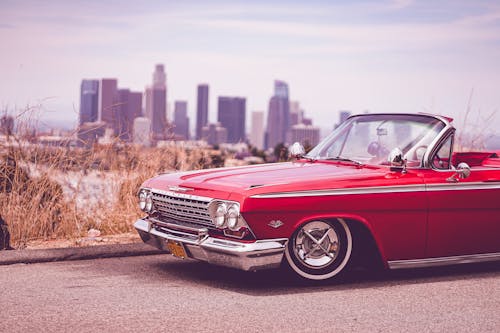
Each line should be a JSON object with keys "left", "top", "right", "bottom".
{"left": 284, "top": 218, "right": 352, "bottom": 280}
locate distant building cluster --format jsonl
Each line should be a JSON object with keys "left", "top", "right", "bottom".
{"left": 77, "top": 63, "right": 349, "bottom": 150}
{"left": 78, "top": 65, "right": 168, "bottom": 147}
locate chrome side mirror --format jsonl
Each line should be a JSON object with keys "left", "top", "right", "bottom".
{"left": 388, "top": 147, "right": 407, "bottom": 173}
{"left": 289, "top": 142, "right": 305, "bottom": 160}
{"left": 447, "top": 162, "right": 471, "bottom": 182}
{"left": 457, "top": 162, "right": 471, "bottom": 178}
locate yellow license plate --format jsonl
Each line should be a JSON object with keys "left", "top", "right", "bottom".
{"left": 166, "top": 240, "right": 187, "bottom": 259}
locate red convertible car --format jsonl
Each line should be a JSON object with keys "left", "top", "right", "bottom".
{"left": 135, "top": 113, "right": 500, "bottom": 280}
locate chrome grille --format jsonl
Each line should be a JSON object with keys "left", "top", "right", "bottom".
{"left": 151, "top": 191, "right": 213, "bottom": 228}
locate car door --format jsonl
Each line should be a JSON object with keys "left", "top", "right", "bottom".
{"left": 423, "top": 134, "right": 500, "bottom": 258}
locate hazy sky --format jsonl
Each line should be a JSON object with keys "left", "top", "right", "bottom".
{"left": 1, "top": 0, "right": 499, "bottom": 136}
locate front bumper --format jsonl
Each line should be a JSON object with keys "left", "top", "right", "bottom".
{"left": 134, "top": 219, "right": 287, "bottom": 271}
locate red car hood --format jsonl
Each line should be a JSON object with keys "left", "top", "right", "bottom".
{"left": 143, "top": 161, "right": 385, "bottom": 197}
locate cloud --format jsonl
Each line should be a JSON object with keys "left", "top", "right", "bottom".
{"left": 456, "top": 10, "right": 500, "bottom": 25}
{"left": 387, "top": 0, "right": 415, "bottom": 10}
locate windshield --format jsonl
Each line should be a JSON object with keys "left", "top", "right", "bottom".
{"left": 306, "top": 114, "right": 446, "bottom": 166}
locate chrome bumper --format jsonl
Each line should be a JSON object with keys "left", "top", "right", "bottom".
{"left": 134, "top": 219, "right": 287, "bottom": 271}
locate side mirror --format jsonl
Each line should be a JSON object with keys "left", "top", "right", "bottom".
{"left": 447, "top": 162, "right": 471, "bottom": 182}
{"left": 289, "top": 142, "right": 305, "bottom": 160}
{"left": 388, "top": 148, "right": 407, "bottom": 173}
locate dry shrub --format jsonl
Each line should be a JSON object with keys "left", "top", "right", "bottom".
{"left": 455, "top": 89, "right": 498, "bottom": 151}
{"left": 0, "top": 135, "right": 224, "bottom": 248}
{"left": 0, "top": 106, "right": 230, "bottom": 248}
{"left": 0, "top": 151, "right": 75, "bottom": 247}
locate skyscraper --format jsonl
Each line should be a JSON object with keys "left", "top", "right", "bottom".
{"left": 274, "top": 80, "right": 289, "bottom": 98}
{"left": 250, "top": 111, "right": 264, "bottom": 150}
{"left": 196, "top": 84, "right": 209, "bottom": 140}
{"left": 335, "top": 110, "right": 352, "bottom": 129}
{"left": 144, "top": 88, "right": 153, "bottom": 121}
{"left": 265, "top": 80, "right": 290, "bottom": 149}
{"left": 217, "top": 96, "right": 246, "bottom": 144}
{"left": 115, "top": 89, "right": 130, "bottom": 140}
{"left": 173, "top": 101, "right": 190, "bottom": 140}
{"left": 129, "top": 92, "right": 143, "bottom": 119}
{"left": 79, "top": 79, "right": 99, "bottom": 125}
{"left": 98, "top": 78, "right": 118, "bottom": 125}
{"left": 201, "top": 123, "right": 227, "bottom": 146}
{"left": 290, "top": 124, "right": 320, "bottom": 147}
{"left": 145, "top": 64, "right": 167, "bottom": 140}
{"left": 113, "top": 89, "right": 143, "bottom": 141}
{"left": 289, "top": 101, "right": 303, "bottom": 127}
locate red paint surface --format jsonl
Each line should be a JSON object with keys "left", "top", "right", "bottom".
{"left": 144, "top": 156, "right": 500, "bottom": 264}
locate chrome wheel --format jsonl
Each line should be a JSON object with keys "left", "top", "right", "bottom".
{"left": 285, "top": 219, "right": 352, "bottom": 280}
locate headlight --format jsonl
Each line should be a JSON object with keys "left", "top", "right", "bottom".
{"left": 226, "top": 204, "right": 240, "bottom": 230}
{"left": 139, "top": 190, "right": 148, "bottom": 211}
{"left": 214, "top": 203, "right": 227, "bottom": 227}
{"left": 145, "top": 193, "right": 154, "bottom": 212}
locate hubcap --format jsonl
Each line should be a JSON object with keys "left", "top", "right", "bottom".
{"left": 293, "top": 221, "right": 340, "bottom": 269}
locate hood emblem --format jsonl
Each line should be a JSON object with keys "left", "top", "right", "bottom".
{"left": 268, "top": 220, "right": 284, "bottom": 229}
{"left": 168, "top": 186, "right": 193, "bottom": 192}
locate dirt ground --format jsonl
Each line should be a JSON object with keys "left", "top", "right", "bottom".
{"left": 21, "top": 232, "right": 142, "bottom": 250}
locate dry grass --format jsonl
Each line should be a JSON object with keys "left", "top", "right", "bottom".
{"left": 455, "top": 89, "right": 499, "bottom": 151}
{"left": 0, "top": 116, "right": 226, "bottom": 248}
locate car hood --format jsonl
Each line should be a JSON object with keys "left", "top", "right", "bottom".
{"left": 144, "top": 161, "right": 385, "bottom": 196}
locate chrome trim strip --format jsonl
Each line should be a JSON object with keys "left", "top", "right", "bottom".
{"left": 250, "top": 182, "right": 500, "bottom": 199}
{"left": 149, "top": 218, "right": 209, "bottom": 243}
{"left": 150, "top": 188, "right": 213, "bottom": 203}
{"left": 250, "top": 184, "right": 426, "bottom": 199}
{"left": 426, "top": 182, "right": 500, "bottom": 192}
{"left": 388, "top": 252, "right": 500, "bottom": 269}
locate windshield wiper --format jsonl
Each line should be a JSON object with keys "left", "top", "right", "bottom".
{"left": 322, "top": 156, "right": 363, "bottom": 166}
{"left": 302, "top": 155, "right": 317, "bottom": 162}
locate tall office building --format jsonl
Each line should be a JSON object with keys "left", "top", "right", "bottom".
{"left": 265, "top": 80, "right": 290, "bottom": 149}
{"left": 114, "top": 89, "right": 143, "bottom": 141}
{"left": 153, "top": 64, "right": 166, "bottom": 86}
{"left": 201, "top": 123, "right": 227, "bottom": 146}
{"left": 129, "top": 92, "right": 143, "bottom": 119}
{"left": 217, "top": 96, "right": 246, "bottom": 144}
{"left": 98, "top": 78, "right": 118, "bottom": 125}
{"left": 173, "top": 101, "right": 190, "bottom": 140}
{"left": 79, "top": 79, "right": 99, "bottom": 125}
{"left": 196, "top": 84, "right": 209, "bottom": 140}
{"left": 335, "top": 110, "right": 352, "bottom": 129}
{"left": 128, "top": 91, "right": 143, "bottom": 141}
{"left": 144, "top": 88, "right": 153, "bottom": 120}
{"left": 289, "top": 101, "right": 303, "bottom": 127}
{"left": 145, "top": 64, "right": 167, "bottom": 140}
{"left": 250, "top": 111, "right": 264, "bottom": 150}
{"left": 290, "top": 124, "right": 320, "bottom": 147}
{"left": 115, "top": 89, "right": 130, "bottom": 140}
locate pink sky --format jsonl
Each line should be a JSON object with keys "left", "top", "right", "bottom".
{"left": 1, "top": 0, "right": 499, "bottom": 137}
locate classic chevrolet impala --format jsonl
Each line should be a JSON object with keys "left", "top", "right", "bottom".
{"left": 135, "top": 113, "right": 500, "bottom": 280}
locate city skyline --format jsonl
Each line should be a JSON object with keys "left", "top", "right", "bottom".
{"left": 76, "top": 73, "right": 319, "bottom": 147}
{"left": 1, "top": 0, "right": 500, "bottom": 136}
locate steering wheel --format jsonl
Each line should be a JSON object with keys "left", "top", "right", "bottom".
{"left": 432, "top": 152, "right": 444, "bottom": 168}
{"left": 367, "top": 141, "right": 389, "bottom": 158}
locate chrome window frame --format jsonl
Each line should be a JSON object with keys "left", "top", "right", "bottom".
{"left": 331, "top": 113, "right": 453, "bottom": 170}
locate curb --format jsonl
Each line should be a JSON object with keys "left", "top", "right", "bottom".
{"left": 0, "top": 243, "right": 166, "bottom": 266}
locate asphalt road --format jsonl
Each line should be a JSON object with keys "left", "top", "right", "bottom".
{"left": 1, "top": 254, "right": 499, "bottom": 333}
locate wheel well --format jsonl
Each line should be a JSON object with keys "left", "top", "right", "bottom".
{"left": 338, "top": 218, "right": 385, "bottom": 270}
